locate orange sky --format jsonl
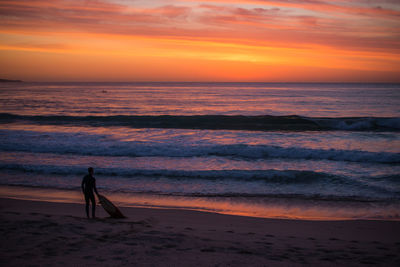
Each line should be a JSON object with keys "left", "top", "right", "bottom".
{"left": 0, "top": 0, "right": 400, "bottom": 82}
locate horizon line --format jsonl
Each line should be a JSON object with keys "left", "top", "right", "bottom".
{"left": 2, "top": 79, "right": 400, "bottom": 84}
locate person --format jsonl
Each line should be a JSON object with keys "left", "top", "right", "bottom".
{"left": 81, "top": 167, "right": 99, "bottom": 218}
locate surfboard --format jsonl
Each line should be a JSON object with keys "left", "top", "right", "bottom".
{"left": 98, "top": 194, "right": 125, "bottom": 218}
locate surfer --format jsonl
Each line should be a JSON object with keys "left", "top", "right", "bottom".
{"left": 81, "top": 167, "right": 99, "bottom": 218}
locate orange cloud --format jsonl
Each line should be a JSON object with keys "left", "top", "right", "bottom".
{"left": 187, "top": 0, "right": 400, "bottom": 17}
{"left": 0, "top": 0, "right": 399, "bottom": 81}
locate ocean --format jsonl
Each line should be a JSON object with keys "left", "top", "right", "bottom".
{"left": 0, "top": 82, "right": 399, "bottom": 220}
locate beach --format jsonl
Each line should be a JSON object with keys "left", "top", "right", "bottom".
{"left": 1, "top": 197, "right": 400, "bottom": 266}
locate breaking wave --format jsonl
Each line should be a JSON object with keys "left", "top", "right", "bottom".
{"left": 1, "top": 130, "right": 399, "bottom": 163}
{"left": 1, "top": 113, "right": 399, "bottom": 131}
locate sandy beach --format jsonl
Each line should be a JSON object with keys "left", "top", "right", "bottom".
{"left": 1, "top": 197, "right": 399, "bottom": 266}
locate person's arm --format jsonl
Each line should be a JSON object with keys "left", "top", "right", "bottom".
{"left": 81, "top": 178, "right": 85, "bottom": 194}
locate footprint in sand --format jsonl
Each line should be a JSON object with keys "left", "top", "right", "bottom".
{"left": 237, "top": 249, "right": 253, "bottom": 255}
{"left": 200, "top": 248, "right": 216, "bottom": 252}
{"left": 164, "top": 244, "right": 177, "bottom": 248}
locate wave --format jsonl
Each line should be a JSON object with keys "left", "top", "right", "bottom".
{"left": 1, "top": 164, "right": 398, "bottom": 200}
{"left": 0, "top": 163, "right": 328, "bottom": 182}
{"left": 311, "top": 117, "right": 400, "bottom": 131}
{"left": 0, "top": 162, "right": 396, "bottom": 186}
{"left": 1, "top": 113, "right": 399, "bottom": 131}
{"left": 1, "top": 131, "right": 399, "bottom": 163}
{"left": 1, "top": 163, "right": 398, "bottom": 188}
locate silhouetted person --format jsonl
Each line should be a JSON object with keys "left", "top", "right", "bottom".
{"left": 81, "top": 167, "right": 99, "bottom": 218}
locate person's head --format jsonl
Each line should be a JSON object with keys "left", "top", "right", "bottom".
{"left": 88, "top": 167, "right": 94, "bottom": 175}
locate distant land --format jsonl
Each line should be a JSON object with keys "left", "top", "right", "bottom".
{"left": 0, "top": 79, "right": 22, "bottom": 82}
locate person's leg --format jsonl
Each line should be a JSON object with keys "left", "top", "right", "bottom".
{"left": 84, "top": 194, "right": 90, "bottom": 218}
{"left": 89, "top": 193, "right": 96, "bottom": 218}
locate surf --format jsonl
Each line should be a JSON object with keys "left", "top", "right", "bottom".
{"left": 1, "top": 113, "right": 399, "bottom": 132}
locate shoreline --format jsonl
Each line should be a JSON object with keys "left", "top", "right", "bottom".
{"left": 1, "top": 197, "right": 400, "bottom": 266}
{"left": 1, "top": 185, "right": 399, "bottom": 221}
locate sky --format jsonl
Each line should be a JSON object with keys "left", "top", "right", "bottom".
{"left": 0, "top": 0, "right": 400, "bottom": 82}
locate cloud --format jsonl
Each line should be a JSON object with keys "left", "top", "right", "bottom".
{"left": 188, "top": 0, "right": 400, "bottom": 17}
{"left": 0, "top": 0, "right": 192, "bottom": 30}
{"left": 0, "top": 0, "right": 399, "bottom": 53}
{"left": 0, "top": 0, "right": 399, "bottom": 82}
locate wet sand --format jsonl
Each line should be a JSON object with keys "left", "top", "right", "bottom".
{"left": 1, "top": 197, "right": 399, "bottom": 266}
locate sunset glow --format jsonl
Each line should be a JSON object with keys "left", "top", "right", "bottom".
{"left": 1, "top": 0, "right": 399, "bottom": 82}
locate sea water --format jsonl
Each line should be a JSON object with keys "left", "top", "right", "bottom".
{"left": 0, "top": 82, "right": 399, "bottom": 220}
